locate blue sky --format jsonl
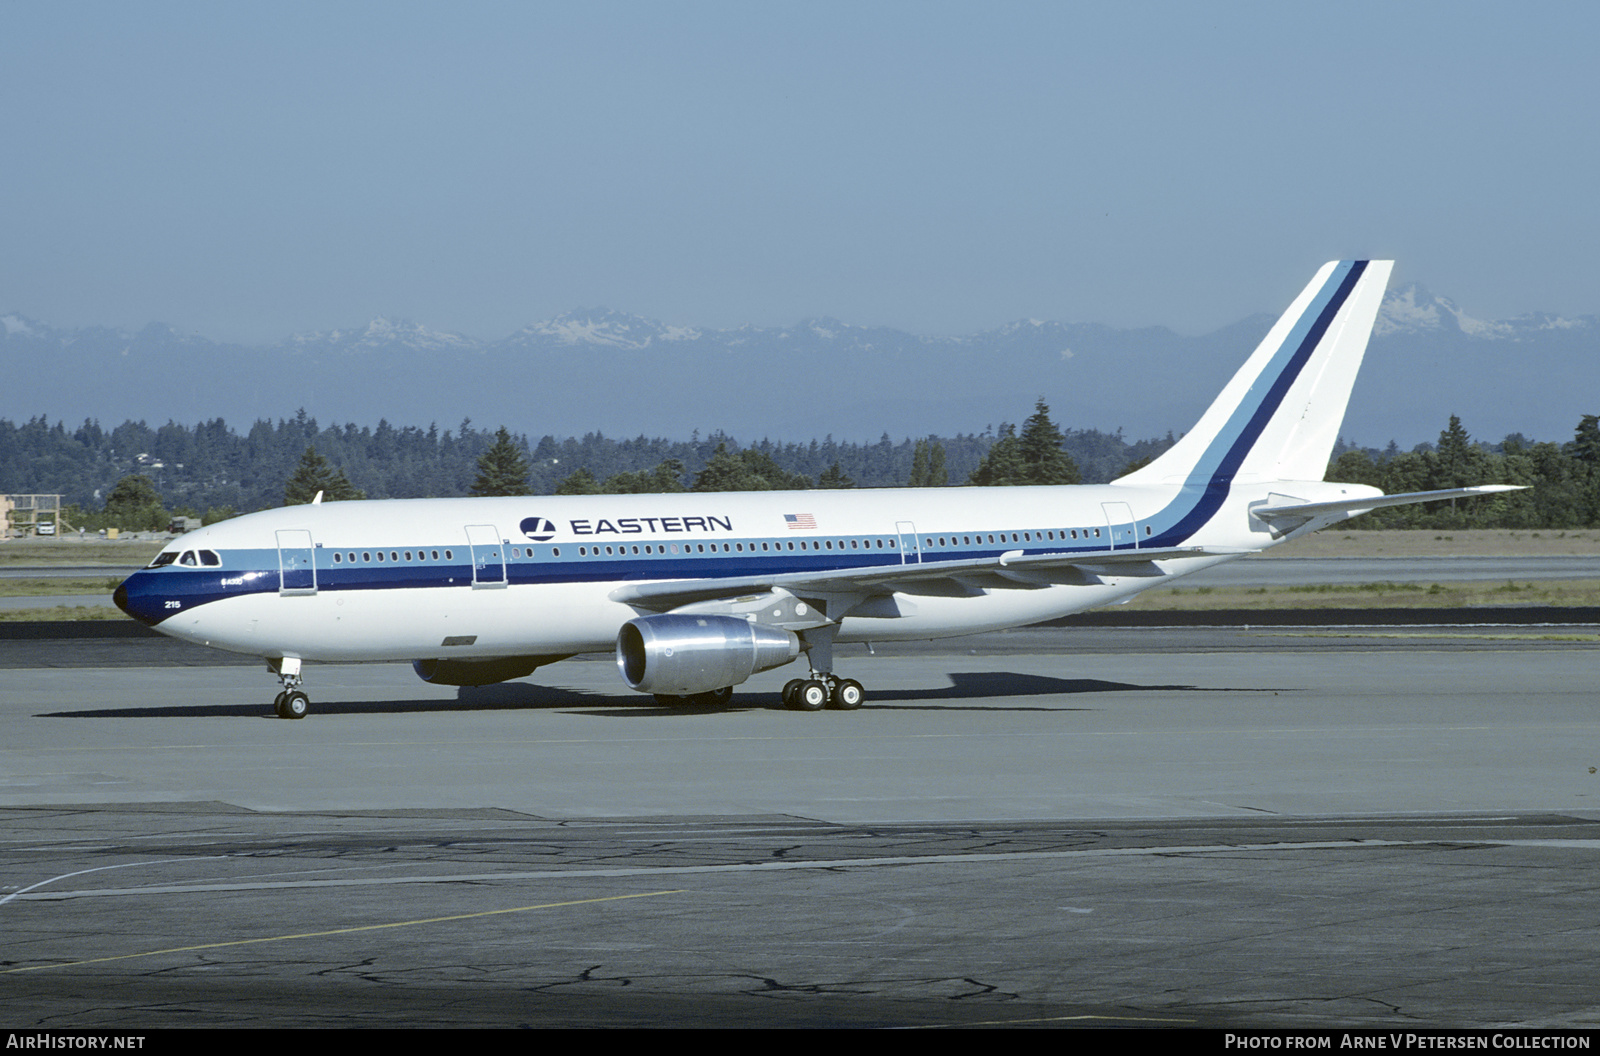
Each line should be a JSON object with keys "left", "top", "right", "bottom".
{"left": 3, "top": 1, "right": 1596, "bottom": 344}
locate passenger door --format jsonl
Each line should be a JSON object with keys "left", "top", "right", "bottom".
{"left": 1100, "top": 502, "right": 1139, "bottom": 550}
{"left": 276, "top": 529, "right": 317, "bottom": 595}
{"left": 465, "top": 524, "right": 507, "bottom": 588}
{"left": 897, "top": 521, "right": 921, "bottom": 564}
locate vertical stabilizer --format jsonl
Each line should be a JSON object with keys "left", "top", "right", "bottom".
{"left": 1116, "top": 260, "right": 1393, "bottom": 488}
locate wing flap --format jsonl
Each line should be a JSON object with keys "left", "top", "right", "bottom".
{"left": 609, "top": 544, "right": 1252, "bottom": 612}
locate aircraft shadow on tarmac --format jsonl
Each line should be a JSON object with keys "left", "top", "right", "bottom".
{"left": 41, "top": 670, "right": 1277, "bottom": 720}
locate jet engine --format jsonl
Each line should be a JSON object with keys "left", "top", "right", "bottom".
{"left": 412, "top": 655, "right": 566, "bottom": 686}
{"left": 616, "top": 614, "right": 800, "bottom": 696}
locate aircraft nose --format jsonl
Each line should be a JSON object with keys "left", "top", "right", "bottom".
{"left": 113, "top": 575, "right": 161, "bottom": 626}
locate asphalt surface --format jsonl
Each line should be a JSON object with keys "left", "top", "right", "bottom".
{"left": 2, "top": 625, "right": 1598, "bottom": 1028}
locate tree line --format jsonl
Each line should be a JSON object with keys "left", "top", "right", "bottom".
{"left": 3, "top": 404, "right": 1596, "bottom": 531}
{"left": 1327, "top": 415, "right": 1600, "bottom": 528}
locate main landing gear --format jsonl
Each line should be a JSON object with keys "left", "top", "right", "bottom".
{"left": 781, "top": 674, "right": 864, "bottom": 711}
{"left": 268, "top": 657, "right": 310, "bottom": 720}
{"left": 781, "top": 625, "right": 865, "bottom": 711}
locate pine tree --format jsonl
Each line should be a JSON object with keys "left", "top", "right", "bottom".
{"left": 927, "top": 442, "right": 947, "bottom": 486}
{"left": 471, "top": 426, "right": 531, "bottom": 496}
{"left": 818, "top": 461, "right": 855, "bottom": 489}
{"left": 969, "top": 400, "right": 1080, "bottom": 486}
{"left": 284, "top": 446, "right": 365, "bottom": 505}
{"left": 968, "top": 424, "right": 1025, "bottom": 485}
{"left": 555, "top": 467, "right": 603, "bottom": 495}
{"left": 1567, "top": 415, "right": 1600, "bottom": 465}
{"left": 693, "top": 443, "right": 811, "bottom": 492}
{"left": 1018, "top": 398, "right": 1081, "bottom": 485}
{"left": 693, "top": 442, "right": 754, "bottom": 492}
{"left": 908, "top": 440, "right": 929, "bottom": 487}
{"left": 1429, "top": 415, "right": 1479, "bottom": 490}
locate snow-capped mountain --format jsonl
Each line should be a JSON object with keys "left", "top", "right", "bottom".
{"left": 1377, "top": 283, "right": 1595, "bottom": 340}
{"left": 3, "top": 282, "right": 1594, "bottom": 447}
{"left": 288, "top": 318, "right": 478, "bottom": 356}
{"left": 498, "top": 308, "right": 696, "bottom": 352}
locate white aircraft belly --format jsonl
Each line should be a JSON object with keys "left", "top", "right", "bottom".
{"left": 165, "top": 582, "right": 629, "bottom": 662}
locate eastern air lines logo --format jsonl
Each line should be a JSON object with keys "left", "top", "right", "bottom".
{"left": 519, "top": 517, "right": 558, "bottom": 542}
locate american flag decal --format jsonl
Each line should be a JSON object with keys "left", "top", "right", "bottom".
{"left": 784, "top": 513, "right": 817, "bottom": 530}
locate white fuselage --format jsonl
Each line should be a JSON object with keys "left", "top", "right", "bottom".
{"left": 115, "top": 478, "right": 1364, "bottom": 666}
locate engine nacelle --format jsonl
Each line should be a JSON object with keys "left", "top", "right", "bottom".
{"left": 617, "top": 614, "right": 800, "bottom": 696}
{"left": 412, "top": 656, "right": 563, "bottom": 686}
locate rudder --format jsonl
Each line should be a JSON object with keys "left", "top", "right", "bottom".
{"left": 1116, "top": 260, "right": 1393, "bottom": 488}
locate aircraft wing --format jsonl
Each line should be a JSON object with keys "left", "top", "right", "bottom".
{"left": 609, "top": 544, "right": 1255, "bottom": 612}
{"left": 1254, "top": 485, "right": 1524, "bottom": 525}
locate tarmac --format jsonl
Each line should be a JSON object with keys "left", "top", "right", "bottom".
{"left": 2, "top": 620, "right": 1597, "bottom": 1028}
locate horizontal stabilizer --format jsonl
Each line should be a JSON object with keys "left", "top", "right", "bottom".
{"left": 1254, "top": 485, "right": 1524, "bottom": 525}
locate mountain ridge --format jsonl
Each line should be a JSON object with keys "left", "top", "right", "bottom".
{"left": 3, "top": 283, "right": 1594, "bottom": 447}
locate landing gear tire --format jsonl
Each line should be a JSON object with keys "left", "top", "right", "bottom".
{"left": 829, "top": 678, "right": 864, "bottom": 711}
{"left": 282, "top": 691, "right": 310, "bottom": 720}
{"left": 781, "top": 679, "right": 804, "bottom": 708}
{"left": 792, "top": 679, "right": 828, "bottom": 712}
{"left": 273, "top": 691, "right": 289, "bottom": 718}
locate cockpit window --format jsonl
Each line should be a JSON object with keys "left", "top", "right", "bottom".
{"left": 146, "top": 549, "right": 221, "bottom": 569}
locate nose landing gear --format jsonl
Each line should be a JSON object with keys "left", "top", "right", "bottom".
{"left": 268, "top": 657, "right": 310, "bottom": 719}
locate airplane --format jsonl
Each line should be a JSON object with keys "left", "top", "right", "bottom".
{"left": 114, "top": 260, "right": 1519, "bottom": 718}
